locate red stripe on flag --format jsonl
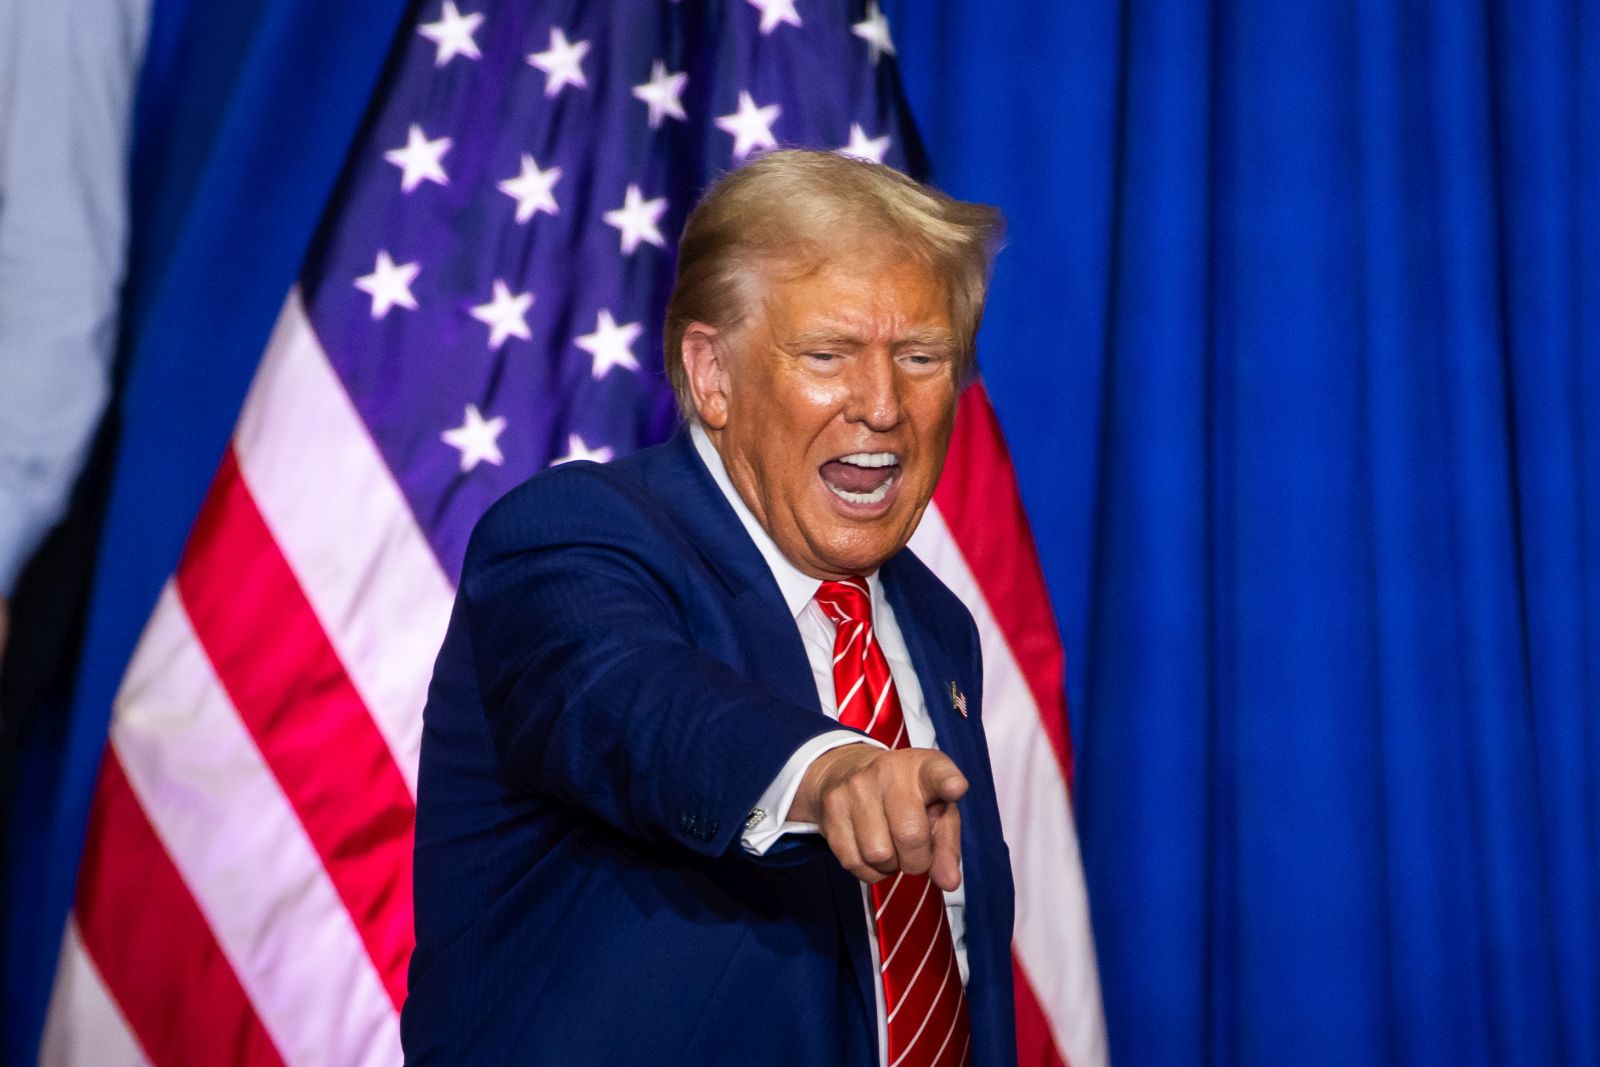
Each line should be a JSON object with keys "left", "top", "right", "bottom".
{"left": 76, "top": 750, "right": 286, "bottom": 1067}
{"left": 934, "top": 381, "right": 1073, "bottom": 781}
{"left": 938, "top": 383, "right": 1089, "bottom": 1066}
{"left": 175, "top": 447, "right": 416, "bottom": 1010}
{"left": 1012, "top": 951, "right": 1071, "bottom": 1067}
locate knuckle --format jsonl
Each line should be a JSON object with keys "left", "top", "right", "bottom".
{"left": 895, "top": 824, "right": 929, "bottom": 850}
{"left": 821, "top": 789, "right": 848, "bottom": 820}
{"left": 861, "top": 842, "right": 894, "bottom": 867}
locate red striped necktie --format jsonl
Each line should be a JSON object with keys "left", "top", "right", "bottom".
{"left": 815, "top": 578, "right": 972, "bottom": 1067}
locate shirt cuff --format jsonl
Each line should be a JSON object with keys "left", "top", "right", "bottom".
{"left": 740, "top": 730, "right": 884, "bottom": 855}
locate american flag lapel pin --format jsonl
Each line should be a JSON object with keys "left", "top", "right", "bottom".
{"left": 949, "top": 681, "right": 968, "bottom": 719}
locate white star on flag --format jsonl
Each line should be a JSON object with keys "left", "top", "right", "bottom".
{"left": 528, "top": 27, "right": 590, "bottom": 97}
{"left": 383, "top": 124, "right": 451, "bottom": 193}
{"left": 551, "top": 434, "right": 615, "bottom": 466}
{"left": 838, "top": 124, "right": 891, "bottom": 163}
{"left": 441, "top": 404, "right": 507, "bottom": 471}
{"left": 417, "top": 1, "right": 483, "bottom": 66}
{"left": 632, "top": 60, "right": 688, "bottom": 128}
{"left": 715, "top": 91, "right": 781, "bottom": 159}
{"left": 852, "top": 2, "right": 895, "bottom": 64}
{"left": 746, "top": 0, "right": 801, "bottom": 35}
{"left": 469, "top": 279, "right": 534, "bottom": 348}
{"left": 497, "top": 154, "right": 562, "bottom": 222}
{"left": 602, "top": 185, "right": 668, "bottom": 254}
{"left": 353, "top": 251, "right": 421, "bottom": 319}
{"left": 575, "top": 309, "right": 643, "bottom": 378}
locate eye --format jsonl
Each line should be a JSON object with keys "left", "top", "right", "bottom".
{"left": 900, "top": 350, "right": 947, "bottom": 371}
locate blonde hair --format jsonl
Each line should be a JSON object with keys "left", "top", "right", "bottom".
{"left": 663, "top": 150, "right": 1005, "bottom": 414}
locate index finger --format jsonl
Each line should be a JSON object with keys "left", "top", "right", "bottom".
{"left": 916, "top": 751, "right": 968, "bottom": 804}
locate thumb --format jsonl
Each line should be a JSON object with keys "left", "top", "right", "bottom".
{"left": 917, "top": 752, "right": 968, "bottom": 804}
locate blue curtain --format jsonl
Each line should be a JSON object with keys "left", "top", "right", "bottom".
{"left": 892, "top": 1, "right": 1600, "bottom": 1063}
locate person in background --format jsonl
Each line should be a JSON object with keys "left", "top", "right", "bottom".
{"left": 0, "top": 0, "right": 149, "bottom": 669}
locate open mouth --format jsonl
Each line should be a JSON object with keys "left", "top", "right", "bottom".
{"left": 820, "top": 452, "right": 902, "bottom": 508}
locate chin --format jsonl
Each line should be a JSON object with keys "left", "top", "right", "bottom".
{"left": 813, "top": 527, "right": 911, "bottom": 577}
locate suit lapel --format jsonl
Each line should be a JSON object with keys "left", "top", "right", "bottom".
{"left": 648, "top": 431, "right": 818, "bottom": 711}
{"left": 881, "top": 550, "right": 1012, "bottom": 1030}
{"left": 880, "top": 552, "right": 983, "bottom": 782}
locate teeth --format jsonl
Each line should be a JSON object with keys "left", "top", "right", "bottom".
{"left": 837, "top": 452, "right": 898, "bottom": 469}
{"left": 826, "top": 476, "right": 896, "bottom": 507}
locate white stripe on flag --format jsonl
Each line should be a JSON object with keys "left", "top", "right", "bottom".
{"left": 912, "top": 504, "right": 1110, "bottom": 1067}
{"left": 108, "top": 584, "right": 403, "bottom": 1067}
{"left": 233, "top": 287, "right": 455, "bottom": 796}
{"left": 38, "top": 919, "right": 150, "bottom": 1067}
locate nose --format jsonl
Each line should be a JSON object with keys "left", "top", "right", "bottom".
{"left": 844, "top": 349, "right": 902, "bottom": 432}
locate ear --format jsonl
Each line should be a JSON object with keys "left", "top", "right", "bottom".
{"left": 681, "top": 322, "right": 732, "bottom": 430}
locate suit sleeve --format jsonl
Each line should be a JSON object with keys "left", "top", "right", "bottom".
{"left": 459, "top": 467, "right": 847, "bottom": 858}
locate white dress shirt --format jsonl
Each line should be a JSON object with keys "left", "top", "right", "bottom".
{"left": 689, "top": 424, "right": 966, "bottom": 1065}
{"left": 0, "top": 0, "right": 148, "bottom": 594}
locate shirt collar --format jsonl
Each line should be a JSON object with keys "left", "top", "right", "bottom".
{"left": 691, "top": 421, "right": 878, "bottom": 620}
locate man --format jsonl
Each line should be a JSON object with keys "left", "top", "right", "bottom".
{"left": 404, "top": 150, "right": 1013, "bottom": 1066}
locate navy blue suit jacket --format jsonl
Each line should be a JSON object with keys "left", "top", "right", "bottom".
{"left": 402, "top": 431, "right": 1017, "bottom": 1065}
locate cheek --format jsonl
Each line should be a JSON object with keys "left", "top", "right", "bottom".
{"left": 770, "top": 383, "right": 849, "bottom": 457}
{"left": 788, "top": 379, "right": 849, "bottom": 422}
{"left": 748, "top": 356, "right": 833, "bottom": 417}
{"left": 909, "top": 394, "right": 959, "bottom": 458}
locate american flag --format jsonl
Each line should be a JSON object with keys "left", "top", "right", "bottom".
{"left": 38, "top": 1, "right": 1105, "bottom": 1064}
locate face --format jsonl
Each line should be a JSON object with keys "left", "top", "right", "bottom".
{"left": 683, "top": 247, "right": 961, "bottom": 580}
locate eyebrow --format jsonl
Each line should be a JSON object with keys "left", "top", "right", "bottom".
{"left": 898, "top": 329, "right": 957, "bottom": 350}
{"left": 786, "top": 328, "right": 957, "bottom": 350}
{"left": 787, "top": 330, "right": 861, "bottom": 348}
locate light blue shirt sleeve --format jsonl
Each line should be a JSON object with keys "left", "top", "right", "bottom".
{"left": 0, "top": 0, "right": 150, "bottom": 594}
